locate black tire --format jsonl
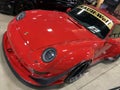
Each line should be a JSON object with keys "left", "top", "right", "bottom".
{"left": 105, "top": 55, "right": 120, "bottom": 62}
{"left": 14, "top": 0, "right": 34, "bottom": 15}
{"left": 64, "top": 61, "right": 91, "bottom": 84}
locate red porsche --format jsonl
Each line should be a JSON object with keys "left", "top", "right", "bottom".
{"left": 3, "top": 5, "right": 120, "bottom": 87}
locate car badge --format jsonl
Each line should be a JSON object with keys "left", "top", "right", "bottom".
{"left": 24, "top": 32, "right": 29, "bottom": 35}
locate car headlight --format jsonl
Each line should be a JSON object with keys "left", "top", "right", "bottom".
{"left": 42, "top": 48, "right": 56, "bottom": 63}
{"left": 16, "top": 11, "right": 25, "bottom": 21}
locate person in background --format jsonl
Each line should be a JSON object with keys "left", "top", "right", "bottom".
{"left": 96, "top": 0, "right": 104, "bottom": 8}
{"left": 97, "top": 0, "right": 120, "bottom": 19}
{"left": 84, "top": 0, "right": 104, "bottom": 8}
{"left": 100, "top": 0, "right": 120, "bottom": 13}
{"left": 114, "top": 1, "right": 120, "bottom": 19}
{"left": 84, "top": 0, "right": 97, "bottom": 5}
{"left": 83, "top": 0, "right": 120, "bottom": 14}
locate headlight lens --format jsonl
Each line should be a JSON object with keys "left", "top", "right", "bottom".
{"left": 42, "top": 48, "right": 56, "bottom": 63}
{"left": 16, "top": 11, "right": 25, "bottom": 21}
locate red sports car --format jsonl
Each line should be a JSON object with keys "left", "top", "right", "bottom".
{"left": 3, "top": 5, "right": 120, "bottom": 87}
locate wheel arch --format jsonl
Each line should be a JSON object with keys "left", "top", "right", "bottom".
{"left": 49, "top": 47, "right": 94, "bottom": 75}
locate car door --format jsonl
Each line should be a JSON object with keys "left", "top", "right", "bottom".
{"left": 105, "top": 24, "right": 120, "bottom": 55}
{"left": 94, "top": 24, "right": 120, "bottom": 61}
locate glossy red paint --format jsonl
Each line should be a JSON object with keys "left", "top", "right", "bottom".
{"left": 3, "top": 5, "right": 120, "bottom": 87}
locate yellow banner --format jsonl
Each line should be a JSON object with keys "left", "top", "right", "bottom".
{"left": 77, "top": 5, "right": 113, "bottom": 29}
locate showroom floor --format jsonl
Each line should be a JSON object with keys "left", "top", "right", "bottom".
{"left": 1, "top": 13, "right": 120, "bottom": 90}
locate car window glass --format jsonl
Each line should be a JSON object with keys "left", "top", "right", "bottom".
{"left": 68, "top": 8, "right": 110, "bottom": 39}
{"left": 110, "top": 24, "right": 120, "bottom": 38}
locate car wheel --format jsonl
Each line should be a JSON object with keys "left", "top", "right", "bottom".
{"left": 64, "top": 61, "right": 91, "bottom": 84}
{"left": 105, "top": 55, "right": 120, "bottom": 62}
{"left": 14, "top": 0, "right": 34, "bottom": 15}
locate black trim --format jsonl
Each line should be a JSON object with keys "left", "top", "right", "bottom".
{"left": 110, "top": 86, "right": 120, "bottom": 90}
{"left": 30, "top": 70, "right": 69, "bottom": 86}
{"left": 31, "top": 61, "right": 92, "bottom": 85}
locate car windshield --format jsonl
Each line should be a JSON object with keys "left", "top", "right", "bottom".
{"left": 68, "top": 6, "right": 113, "bottom": 39}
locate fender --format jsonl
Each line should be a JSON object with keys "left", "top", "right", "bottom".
{"left": 50, "top": 47, "right": 94, "bottom": 74}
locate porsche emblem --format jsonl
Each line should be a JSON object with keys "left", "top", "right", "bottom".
{"left": 24, "top": 32, "right": 29, "bottom": 35}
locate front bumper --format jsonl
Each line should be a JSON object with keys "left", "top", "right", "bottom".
{"left": 3, "top": 32, "right": 41, "bottom": 87}
{"left": 3, "top": 32, "right": 68, "bottom": 87}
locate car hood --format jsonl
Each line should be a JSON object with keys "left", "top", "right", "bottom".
{"left": 17, "top": 10, "right": 100, "bottom": 50}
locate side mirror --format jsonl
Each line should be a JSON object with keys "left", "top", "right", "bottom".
{"left": 66, "top": 8, "right": 71, "bottom": 12}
